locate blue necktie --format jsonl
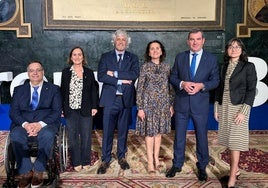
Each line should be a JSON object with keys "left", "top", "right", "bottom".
{"left": 190, "top": 53, "right": 198, "bottom": 79}
{"left": 118, "top": 54, "right": 122, "bottom": 69}
{"left": 31, "top": 86, "right": 39, "bottom": 110}
{"left": 117, "top": 54, "right": 123, "bottom": 94}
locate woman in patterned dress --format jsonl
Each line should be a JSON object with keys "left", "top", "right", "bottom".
{"left": 61, "top": 47, "right": 99, "bottom": 172}
{"left": 214, "top": 38, "right": 257, "bottom": 187}
{"left": 136, "top": 40, "right": 174, "bottom": 174}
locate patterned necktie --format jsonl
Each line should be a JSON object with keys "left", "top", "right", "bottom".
{"left": 31, "top": 86, "right": 39, "bottom": 110}
{"left": 190, "top": 53, "right": 198, "bottom": 79}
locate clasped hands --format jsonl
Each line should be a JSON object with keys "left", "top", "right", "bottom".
{"left": 107, "top": 70, "right": 132, "bottom": 84}
{"left": 182, "top": 81, "right": 204, "bottom": 95}
{"left": 24, "top": 122, "right": 42, "bottom": 137}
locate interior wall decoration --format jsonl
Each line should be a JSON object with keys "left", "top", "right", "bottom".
{"left": 237, "top": 0, "right": 268, "bottom": 37}
{"left": 0, "top": 0, "right": 31, "bottom": 38}
{"left": 44, "top": 0, "right": 225, "bottom": 31}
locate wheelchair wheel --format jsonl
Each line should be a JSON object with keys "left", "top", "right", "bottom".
{"left": 4, "top": 133, "right": 11, "bottom": 174}
{"left": 51, "top": 174, "right": 59, "bottom": 188}
{"left": 45, "top": 134, "right": 61, "bottom": 187}
{"left": 3, "top": 133, "right": 18, "bottom": 188}
{"left": 3, "top": 131, "right": 62, "bottom": 188}
{"left": 58, "top": 124, "right": 68, "bottom": 172}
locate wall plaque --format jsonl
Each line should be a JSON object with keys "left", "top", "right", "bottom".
{"left": 44, "top": 0, "right": 224, "bottom": 30}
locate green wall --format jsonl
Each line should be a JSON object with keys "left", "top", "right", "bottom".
{"left": 0, "top": 0, "right": 267, "bottom": 103}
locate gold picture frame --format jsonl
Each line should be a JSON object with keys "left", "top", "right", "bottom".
{"left": 237, "top": 0, "right": 268, "bottom": 37}
{"left": 43, "top": 0, "right": 225, "bottom": 31}
{"left": 0, "top": 0, "right": 31, "bottom": 38}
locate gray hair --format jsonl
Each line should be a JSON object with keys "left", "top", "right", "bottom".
{"left": 111, "top": 29, "right": 131, "bottom": 48}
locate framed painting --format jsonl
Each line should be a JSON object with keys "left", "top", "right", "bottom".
{"left": 237, "top": 0, "right": 268, "bottom": 37}
{"left": 44, "top": 0, "right": 225, "bottom": 31}
{"left": 0, "top": 0, "right": 31, "bottom": 38}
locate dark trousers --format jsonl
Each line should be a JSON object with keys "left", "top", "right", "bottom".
{"left": 172, "top": 111, "right": 209, "bottom": 170}
{"left": 101, "top": 96, "right": 131, "bottom": 163}
{"left": 10, "top": 125, "right": 57, "bottom": 174}
{"left": 65, "top": 109, "right": 92, "bottom": 167}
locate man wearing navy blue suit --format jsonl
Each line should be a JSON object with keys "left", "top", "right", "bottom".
{"left": 10, "top": 61, "right": 62, "bottom": 188}
{"left": 97, "top": 29, "right": 139, "bottom": 174}
{"left": 166, "top": 29, "right": 219, "bottom": 181}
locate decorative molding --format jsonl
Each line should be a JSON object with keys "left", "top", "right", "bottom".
{"left": 0, "top": 0, "right": 31, "bottom": 38}
{"left": 237, "top": 0, "right": 268, "bottom": 37}
{"left": 43, "top": 0, "right": 225, "bottom": 31}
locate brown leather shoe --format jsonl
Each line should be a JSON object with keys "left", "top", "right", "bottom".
{"left": 18, "top": 171, "right": 33, "bottom": 188}
{"left": 31, "top": 171, "right": 44, "bottom": 188}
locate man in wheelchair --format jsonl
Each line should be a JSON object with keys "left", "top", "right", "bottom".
{"left": 9, "top": 61, "right": 62, "bottom": 188}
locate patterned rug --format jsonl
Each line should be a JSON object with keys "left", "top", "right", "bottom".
{"left": 0, "top": 130, "right": 268, "bottom": 188}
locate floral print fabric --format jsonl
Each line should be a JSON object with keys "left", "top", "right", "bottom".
{"left": 136, "top": 62, "right": 174, "bottom": 137}
{"left": 69, "top": 67, "right": 83, "bottom": 109}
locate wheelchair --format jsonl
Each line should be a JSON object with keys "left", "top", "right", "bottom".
{"left": 2, "top": 124, "right": 68, "bottom": 188}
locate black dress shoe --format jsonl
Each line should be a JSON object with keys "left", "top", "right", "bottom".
{"left": 97, "top": 162, "right": 110, "bottom": 174}
{"left": 165, "top": 166, "right": 181, "bottom": 178}
{"left": 197, "top": 168, "right": 208, "bottom": 181}
{"left": 118, "top": 158, "right": 130, "bottom": 170}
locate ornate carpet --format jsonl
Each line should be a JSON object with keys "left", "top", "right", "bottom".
{"left": 0, "top": 130, "right": 267, "bottom": 188}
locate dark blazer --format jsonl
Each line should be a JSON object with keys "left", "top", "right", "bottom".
{"left": 215, "top": 61, "right": 257, "bottom": 106}
{"left": 9, "top": 81, "right": 62, "bottom": 130}
{"left": 98, "top": 50, "right": 139, "bottom": 107}
{"left": 61, "top": 66, "right": 99, "bottom": 117}
{"left": 170, "top": 50, "right": 219, "bottom": 114}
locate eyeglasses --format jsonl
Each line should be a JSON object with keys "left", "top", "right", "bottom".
{"left": 228, "top": 46, "right": 241, "bottom": 50}
{"left": 28, "top": 68, "right": 43, "bottom": 73}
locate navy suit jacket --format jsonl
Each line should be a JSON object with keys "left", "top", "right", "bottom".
{"left": 170, "top": 50, "right": 219, "bottom": 114}
{"left": 9, "top": 81, "right": 62, "bottom": 130}
{"left": 98, "top": 50, "right": 139, "bottom": 107}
